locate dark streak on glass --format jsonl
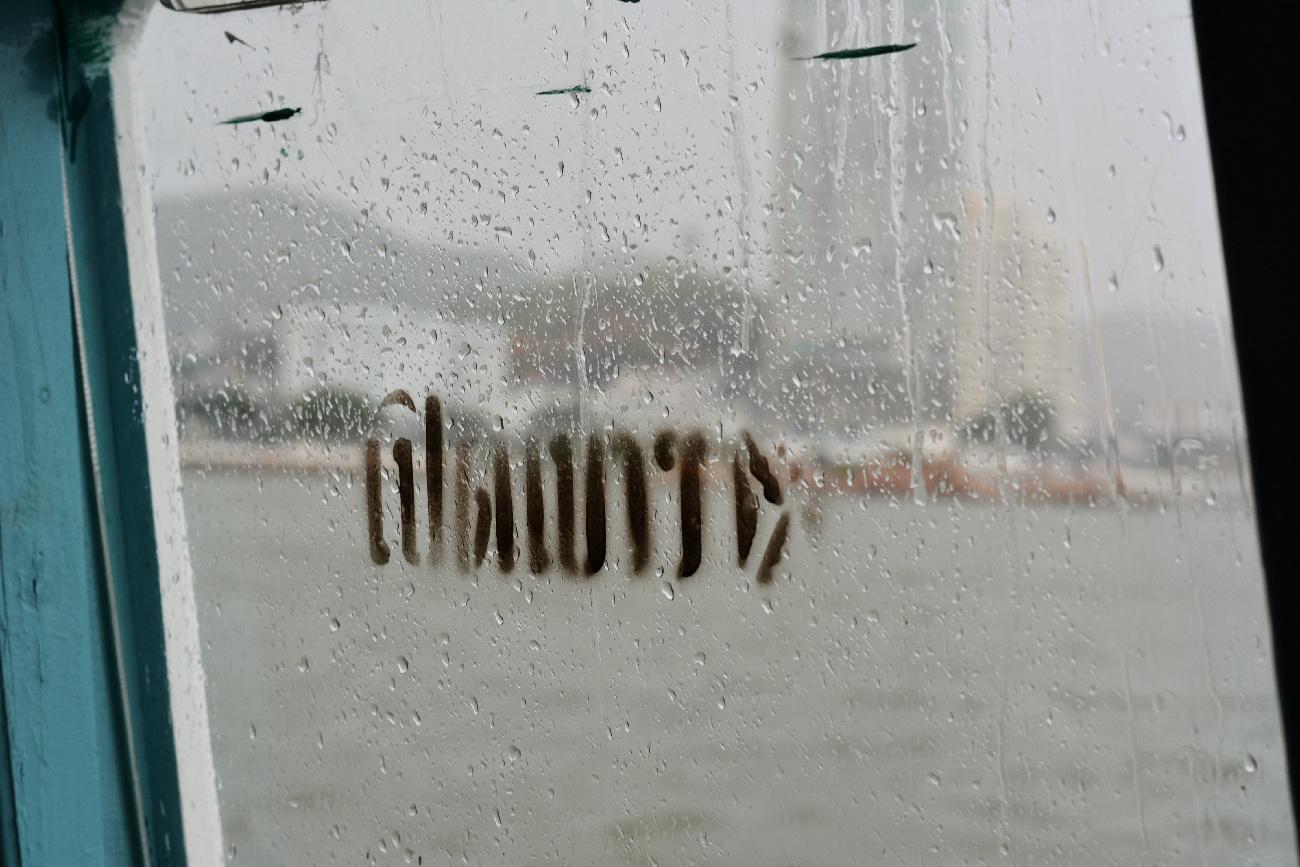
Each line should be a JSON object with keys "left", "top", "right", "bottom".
{"left": 473, "top": 488, "right": 492, "bottom": 568}
{"left": 365, "top": 439, "right": 391, "bottom": 565}
{"left": 756, "top": 511, "right": 791, "bottom": 584}
{"left": 536, "top": 84, "right": 592, "bottom": 96}
{"left": 585, "top": 435, "right": 607, "bottom": 576}
{"left": 394, "top": 437, "right": 419, "bottom": 565}
{"left": 493, "top": 440, "right": 515, "bottom": 572}
{"left": 366, "top": 402, "right": 795, "bottom": 584}
{"left": 733, "top": 450, "right": 759, "bottom": 567}
{"left": 454, "top": 441, "right": 471, "bottom": 571}
{"left": 218, "top": 106, "right": 301, "bottom": 126}
{"left": 743, "top": 431, "right": 783, "bottom": 505}
{"left": 678, "top": 431, "right": 707, "bottom": 578}
{"left": 614, "top": 431, "right": 650, "bottom": 574}
{"left": 795, "top": 43, "right": 917, "bottom": 62}
{"left": 653, "top": 429, "right": 677, "bottom": 471}
{"left": 425, "top": 396, "right": 443, "bottom": 562}
{"left": 525, "top": 440, "right": 550, "bottom": 574}
{"left": 378, "top": 388, "right": 418, "bottom": 414}
{"left": 548, "top": 434, "right": 577, "bottom": 574}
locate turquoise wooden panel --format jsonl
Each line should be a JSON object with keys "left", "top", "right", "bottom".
{"left": 1, "top": 0, "right": 142, "bottom": 863}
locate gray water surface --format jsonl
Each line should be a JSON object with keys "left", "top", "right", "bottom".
{"left": 182, "top": 467, "right": 1293, "bottom": 866}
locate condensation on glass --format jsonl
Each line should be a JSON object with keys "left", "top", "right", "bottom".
{"left": 127, "top": 0, "right": 1295, "bottom": 863}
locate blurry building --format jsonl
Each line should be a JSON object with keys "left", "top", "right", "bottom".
{"left": 952, "top": 195, "right": 1088, "bottom": 443}
{"left": 768, "top": 5, "right": 972, "bottom": 434}
{"left": 276, "top": 303, "right": 509, "bottom": 411}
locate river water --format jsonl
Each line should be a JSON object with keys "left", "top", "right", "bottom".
{"left": 182, "top": 466, "right": 1293, "bottom": 866}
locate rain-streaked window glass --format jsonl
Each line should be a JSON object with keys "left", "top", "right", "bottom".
{"left": 123, "top": 0, "right": 1294, "bottom": 863}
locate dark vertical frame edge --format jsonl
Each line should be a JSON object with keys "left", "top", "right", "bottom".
{"left": 1191, "top": 0, "right": 1297, "bottom": 840}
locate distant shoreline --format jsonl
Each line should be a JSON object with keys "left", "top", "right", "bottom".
{"left": 179, "top": 440, "right": 1238, "bottom": 509}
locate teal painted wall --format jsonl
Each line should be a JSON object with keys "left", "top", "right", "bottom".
{"left": 2, "top": 1, "right": 182, "bottom": 864}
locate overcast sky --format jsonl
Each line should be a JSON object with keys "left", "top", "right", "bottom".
{"left": 136, "top": 3, "right": 1220, "bottom": 276}
{"left": 131, "top": 0, "right": 1243, "bottom": 416}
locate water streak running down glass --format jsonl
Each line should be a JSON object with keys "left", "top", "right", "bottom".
{"left": 130, "top": 0, "right": 1294, "bottom": 863}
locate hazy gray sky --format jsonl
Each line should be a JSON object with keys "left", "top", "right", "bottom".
{"left": 133, "top": 0, "right": 1241, "bottom": 418}
{"left": 136, "top": 0, "right": 1221, "bottom": 303}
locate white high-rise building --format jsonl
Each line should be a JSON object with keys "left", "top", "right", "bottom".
{"left": 768, "top": 5, "right": 1087, "bottom": 446}
{"left": 768, "top": 4, "right": 973, "bottom": 433}
{"left": 952, "top": 194, "right": 1088, "bottom": 442}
